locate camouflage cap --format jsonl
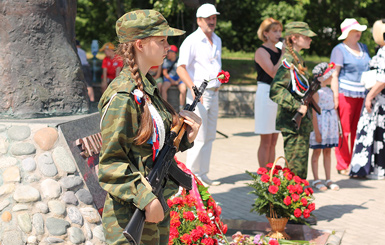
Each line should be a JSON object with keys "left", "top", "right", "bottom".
{"left": 285, "top": 22, "right": 317, "bottom": 37}
{"left": 116, "top": 9, "right": 185, "bottom": 43}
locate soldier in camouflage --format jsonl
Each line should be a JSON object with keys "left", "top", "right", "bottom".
{"left": 98, "top": 10, "right": 202, "bottom": 245}
{"left": 269, "top": 22, "right": 317, "bottom": 179}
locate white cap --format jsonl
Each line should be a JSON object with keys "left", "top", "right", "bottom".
{"left": 196, "top": 3, "right": 220, "bottom": 18}
{"left": 338, "top": 18, "right": 367, "bottom": 40}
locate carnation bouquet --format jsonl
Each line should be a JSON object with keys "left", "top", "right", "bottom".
{"left": 168, "top": 159, "right": 228, "bottom": 245}
{"left": 247, "top": 157, "right": 315, "bottom": 225}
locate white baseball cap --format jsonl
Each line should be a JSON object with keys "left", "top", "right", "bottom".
{"left": 338, "top": 18, "right": 367, "bottom": 40}
{"left": 196, "top": 3, "right": 220, "bottom": 18}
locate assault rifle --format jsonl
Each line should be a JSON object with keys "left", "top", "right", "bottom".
{"left": 123, "top": 80, "right": 210, "bottom": 245}
{"left": 291, "top": 77, "right": 321, "bottom": 130}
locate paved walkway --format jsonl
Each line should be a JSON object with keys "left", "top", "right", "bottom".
{"left": 176, "top": 117, "right": 385, "bottom": 245}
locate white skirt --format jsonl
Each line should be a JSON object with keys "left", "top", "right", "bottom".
{"left": 254, "top": 82, "right": 280, "bottom": 134}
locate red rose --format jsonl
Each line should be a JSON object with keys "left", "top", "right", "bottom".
{"left": 257, "top": 167, "right": 268, "bottom": 175}
{"left": 266, "top": 162, "right": 273, "bottom": 168}
{"left": 261, "top": 174, "right": 270, "bottom": 183}
{"left": 291, "top": 194, "right": 299, "bottom": 202}
{"left": 217, "top": 70, "right": 230, "bottom": 83}
{"left": 269, "top": 239, "right": 279, "bottom": 245}
{"left": 294, "top": 208, "right": 302, "bottom": 218}
{"left": 181, "top": 234, "right": 192, "bottom": 245}
{"left": 303, "top": 209, "right": 311, "bottom": 218}
{"left": 183, "top": 211, "right": 195, "bottom": 221}
{"left": 275, "top": 165, "right": 282, "bottom": 170}
{"left": 293, "top": 176, "right": 302, "bottom": 184}
{"left": 308, "top": 203, "right": 316, "bottom": 212}
{"left": 301, "top": 197, "right": 308, "bottom": 206}
{"left": 272, "top": 177, "right": 281, "bottom": 186}
{"left": 268, "top": 185, "right": 279, "bottom": 194}
{"left": 283, "top": 196, "right": 291, "bottom": 206}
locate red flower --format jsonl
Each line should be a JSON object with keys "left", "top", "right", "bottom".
{"left": 269, "top": 240, "right": 279, "bottom": 245}
{"left": 266, "top": 162, "right": 273, "bottom": 168}
{"left": 183, "top": 211, "right": 195, "bottom": 221}
{"left": 222, "top": 223, "right": 228, "bottom": 234}
{"left": 201, "top": 237, "right": 215, "bottom": 245}
{"left": 293, "top": 176, "right": 302, "bottom": 184}
{"left": 285, "top": 172, "right": 294, "bottom": 181}
{"left": 197, "top": 211, "right": 210, "bottom": 223}
{"left": 217, "top": 70, "right": 230, "bottom": 83}
{"left": 191, "top": 226, "right": 205, "bottom": 241}
{"left": 308, "top": 203, "right": 316, "bottom": 212}
{"left": 305, "top": 187, "right": 314, "bottom": 196}
{"left": 261, "top": 174, "right": 270, "bottom": 183}
{"left": 272, "top": 177, "right": 281, "bottom": 186}
{"left": 283, "top": 196, "right": 291, "bottom": 206}
{"left": 303, "top": 209, "right": 311, "bottom": 218}
{"left": 169, "top": 226, "right": 179, "bottom": 239}
{"left": 295, "top": 184, "right": 303, "bottom": 194}
{"left": 294, "top": 208, "right": 302, "bottom": 218}
{"left": 203, "top": 224, "right": 213, "bottom": 236}
{"left": 301, "top": 197, "right": 308, "bottom": 206}
{"left": 257, "top": 167, "right": 268, "bottom": 175}
{"left": 291, "top": 194, "right": 299, "bottom": 202}
{"left": 268, "top": 185, "right": 279, "bottom": 194}
{"left": 287, "top": 185, "right": 296, "bottom": 194}
{"left": 181, "top": 234, "right": 192, "bottom": 245}
{"left": 302, "top": 179, "right": 310, "bottom": 186}
{"left": 274, "top": 165, "right": 282, "bottom": 170}
{"left": 167, "top": 199, "right": 173, "bottom": 208}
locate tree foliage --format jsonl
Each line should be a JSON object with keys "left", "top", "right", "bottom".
{"left": 75, "top": 0, "right": 385, "bottom": 57}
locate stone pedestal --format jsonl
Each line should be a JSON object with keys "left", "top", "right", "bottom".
{"left": 0, "top": 113, "right": 106, "bottom": 244}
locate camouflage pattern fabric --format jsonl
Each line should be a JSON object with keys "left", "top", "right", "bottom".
{"left": 282, "top": 132, "right": 310, "bottom": 179}
{"left": 116, "top": 10, "right": 185, "bottom": 43}
{"left": 270, "top": 48, "right": 313, "bottom": 179}
{"left": 98, "top": 66, "right": 192, "bottom": 244}
{"left": 285, "top": 22, "right": 317, "bottom": 37}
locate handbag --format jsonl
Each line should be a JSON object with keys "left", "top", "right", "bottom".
{"left": 360, "top": 70, "right": 377, "bottom": 90}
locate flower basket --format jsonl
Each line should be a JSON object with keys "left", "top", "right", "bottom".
{"left": 247, "top": 156, "right": 316, "bottom": 240}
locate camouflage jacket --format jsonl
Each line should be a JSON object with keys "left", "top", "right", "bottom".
{"left": 98, "top": 66, "right": 192, "bottom": 210}
{"left": 270, "top": 48, "right": 313, "bottom": 135}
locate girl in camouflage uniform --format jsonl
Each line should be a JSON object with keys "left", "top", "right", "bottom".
{"left": 269, "top": 22, "right": 317, "bottom": 179}
{"left": 98, "top": 10, "right": 201, "bottom": 245}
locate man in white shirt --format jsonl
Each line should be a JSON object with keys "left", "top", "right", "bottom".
{"left": 177, "top": 3, "right": 222, "bottom": 186}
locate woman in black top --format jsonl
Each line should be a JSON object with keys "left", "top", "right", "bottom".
{"left": 254, "top": 17, "right": 284, "bottom": 168}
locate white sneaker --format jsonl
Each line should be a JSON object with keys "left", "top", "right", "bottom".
{"left": 198, "top": 175, "right": 221, "bottom": 186}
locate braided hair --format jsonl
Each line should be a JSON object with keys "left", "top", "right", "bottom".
{"left": 117, "top": 41, "right": 178, "bottom": 145}
{"left": 285, "top": 35, "right": 307, "bottom": 75}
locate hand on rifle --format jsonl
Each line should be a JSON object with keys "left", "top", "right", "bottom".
{"left": 179, "top": 110, "right": 202, "bottom": 143}
{"left": 297, "top": 105, "right": 308, "bottom": 118}
{"left": 144, "top": 199, "right": 164, "bottom": 223}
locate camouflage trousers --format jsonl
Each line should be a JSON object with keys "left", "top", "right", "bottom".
{"left": 102, "top": 181, "right": 178, "bottom": 245}
{"left": 282, "top": 131, "right": 310, "bottom": 179}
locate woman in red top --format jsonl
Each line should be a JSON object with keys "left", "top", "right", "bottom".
{"left": 100, "top": 42, "right": 124, "bottom": 92}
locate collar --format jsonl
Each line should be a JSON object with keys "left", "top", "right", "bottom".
{"left": 142, "top": 72, "right": 157, "bottom": 96}
{"left": 196, "top": 27, "right": 218, "bottom": 43}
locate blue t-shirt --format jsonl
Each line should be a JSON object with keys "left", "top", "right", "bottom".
{"left": 330, "top": 43, "right": 371, "bottom": 98}
{"left": 162, "top": 58, "right": 178, "bottom": 80}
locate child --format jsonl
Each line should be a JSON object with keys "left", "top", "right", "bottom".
{"left": 98, "top": 10, "right": 201, "bottom": 244}
{"left": 309, "top": 63, "right": 340, "bottom": 191}
{"left": 270, "top": 22, "right": 317, "bottom": 180}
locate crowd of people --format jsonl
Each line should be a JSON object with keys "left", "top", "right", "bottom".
{"left": 73, "top": 2, "right": 385, "bottom": 244}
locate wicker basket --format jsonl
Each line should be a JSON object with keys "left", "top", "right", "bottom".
{"left": 266, "top": 156, "right": 291, "bottom": 240}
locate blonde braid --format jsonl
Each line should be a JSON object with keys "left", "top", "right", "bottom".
{"left": 285, "top": 35, "right": 307, "bottom": 75}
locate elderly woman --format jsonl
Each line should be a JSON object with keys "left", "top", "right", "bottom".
{"left": 330, "top": 18, "right": 371, "bottom": 175}
{"left": 350, "top": 20, "right": 385, "bottom": 180}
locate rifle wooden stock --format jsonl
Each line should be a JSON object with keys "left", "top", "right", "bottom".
{"left": 292, "top": 112, "right": 304, "bottom": 130}
{"left": 122, "top": 80, "right": 209, "bottom": 244}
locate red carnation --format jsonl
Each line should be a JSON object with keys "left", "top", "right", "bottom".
{"left": 285, "top": 172, "right": 294, "bottom": 181}
{"left": 191, "top": 226, "right": 205, "bottom": 241}
{"left": 293, "top": 176, "right": 302, "bottom": 184}
{"left": 268, "top": 185, "right": 279, "bottom": 194}
{"left": 294, "top": 208, "right": 302, "bottom": 218}
{"left": 257, "top": 167, "right": 268, "bottom": 175}
{"left": 287, "top": 185, "right": 296, "bottom": 194}
{"left": 274, "top": 165, "right": 282, "bottom": 170}
{"left": 217, "top": 70, "right": 230, "bottom": 83}
{"left": 201, "top": 238, "right": 215, "bottom": 245}
{"left": 283, "top": 196, "right": 291, "bottom": 206}
{"left": 261, "top": 174, "right": 270, "bottom": 183}
{"left": 302, "top": 179, "right": 310, "bottom": 186}
{"left": 269, "top": 240, "right": 279, "bottom": 245}
{"left": 197, "top": 211, "right": 210, "bottom": 223}
{"left": 291, "top": 193, "right": 299, "bottom": 202}
{"left": 181, "top": 234, "right": 192, "bottom": 245}
{"left": 303, "top": 209, "right": 311, "bottom": 218}
{"left": 183, "top": 211, "right": 195, "bottom": 221}
{"left": 305, "top": 187, "right": 314, "bottom": 196}
{"left": 295, "top": 184, "right": 303, "bottom": 194}
{"left": 169, "top": 226, "right": 179, "bottom": 239}
{"left": 272, "top": 177, "right": 281, "bottom": 186}
{"left": 266, "top": 162, "right": 273, "bottom": 168}
{"left": 222, "top": 223, "right": 228, "bottom": 234}
{"left": 308, "top": 203, "right": 316, "bottom": 212}
{"left": 301, "top": 197, "right": 308, "bottom": 206}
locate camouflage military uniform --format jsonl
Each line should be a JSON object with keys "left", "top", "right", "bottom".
{"left": 270, "top": 48, "right": 313, "bottom": 179}
{"left": 98, "top": 66, "right": 192, "bottom": 245}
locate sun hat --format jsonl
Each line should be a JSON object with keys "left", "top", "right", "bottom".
{"left": 169, "top": 45, "right": 178, "bottom": 52}
{"left": 196, "top": 3, "right": 220, "bottom": 18}
{"left": 116, "top": 9, "right": 185, "bottom": 43}
{"left": 285, "top": 22, "right": 317, "bottom": 37}
{"left": 372, "top": 19, "right": 385, "bottom": 46}
{"left": 338, "top": 18, "right": 367, "bottom": 40}
{"left": 99, "top": 42, "right": 115, "bottom": 52}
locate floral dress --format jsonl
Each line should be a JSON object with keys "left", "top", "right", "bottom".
{"left": 309, "top": 87, "right": 339, "bottom": 149}
{"left": 350, "top": 46, "right": 385, "bottom": 177}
